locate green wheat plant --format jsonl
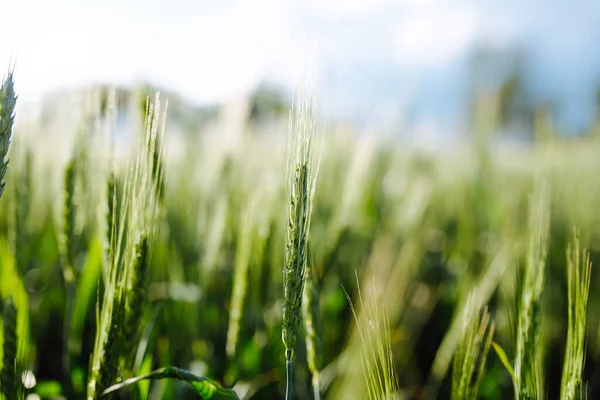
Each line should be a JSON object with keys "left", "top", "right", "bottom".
{"left": 0, "top": 239, "right": 29, "bottom": 400}
{"left": 343, "top": 275, "right": 400, "bottom": 400}
{"left": 451, "top": 292, "right": 495, "bottom": 400}
{"left": 6, "top": 56, "right": 600, "bottom": 400}
{"left": 512, "top": 183, "right": 550, "bottom": 400}
{"left": 87, "top": 92, "right": 165, "bottom": 399}
{"left": 282, "top": 67, "right": 320, "bottom": 399}
{"left": 0, "top": 245, "right": 30, "bottom": 400}
{"left": 560, "top": 230, "right": 592, "bottom": 400}
{"left": 0, "top": 68, "right": 27, "bottom": 400}
{"left": 492, "top": 183, "right": 550, "bottom": 400}
{"left": 428, "top": 242, "right": 514, "bottom": 397}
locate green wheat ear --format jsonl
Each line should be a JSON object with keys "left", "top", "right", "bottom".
{"left": 451, "top": 292, "right": 495, "bottom": 400}
{"left": 343, "top": 274, "right": 400, "bottom": 400}
{"left": 60, "top": 158, "right": 77, "bottom": 279}
{"left": 560, "top": 229, "right": 592, "bottom": 400}
{"left": 104, "top": 170, "right": 116, "bottom": 274}
{"left": 0, "top": 68, "right": 17, "bottom": 200}
{"left": 302, "top": 262, "right": 322, "bottom": 400}
{"left": 513, "top": 182, "right": 550, "bottom": 400}
{"left": 100, "top": 366, "right": 239, "bottom": 400}
{"left": 282, "top": 65, "right": 320, "bottom": 400}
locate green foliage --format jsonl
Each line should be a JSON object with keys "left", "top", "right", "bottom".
{"left": 3, "top": 63, "right": 600, "bottom": 400}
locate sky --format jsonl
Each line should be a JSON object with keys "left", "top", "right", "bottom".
{"left": 2, "top": 0, "right": 600, "bottom": 134}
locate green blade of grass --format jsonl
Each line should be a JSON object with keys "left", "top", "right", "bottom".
{"left": 100, "top": 366, "right": 239, "bottom": 400}
{"left": 492, "top": 341, "right": 517, "bottom": 386}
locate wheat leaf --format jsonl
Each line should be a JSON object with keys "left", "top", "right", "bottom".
{"left": 492, "top": 341, "right": 517, "bottom": 386}
{"left": 100, "top": 366, "right": 239, "bottom": 399}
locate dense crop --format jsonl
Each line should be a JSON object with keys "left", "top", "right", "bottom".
{"left": 0, "top": 67, "right": 599, "bottom": 400}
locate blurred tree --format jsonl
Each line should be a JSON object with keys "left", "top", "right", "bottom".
{"left": 468, "top": 45, "right": 537, "bottom": 143}
{"left": 248, "top": 83, "right": 289, "bottom": 124}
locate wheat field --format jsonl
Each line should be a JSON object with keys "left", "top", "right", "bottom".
{"left": 0, "top": 67, "right": 599, "bottom": 400}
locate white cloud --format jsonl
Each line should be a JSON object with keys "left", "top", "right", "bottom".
{"left": 394, "top": 6, "right": 479, "bottom": 66}
{"left": 0, "top": 0, "right": 481, "bottom": 108}
{"left": 0, "top": 0, "right": 308, "bottom": 106}
{"left": 297, "top": 0, "right": 395, "bottom": 17}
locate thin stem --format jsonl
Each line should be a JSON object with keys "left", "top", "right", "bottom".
{"left": 63, "top": 276, "right": 76, "bottom": 398}
{"left": 312, "top": 373, "right": 321, "bottom": 400}
{"left": 285, "top": 359, "right": 293, "bottom": 400}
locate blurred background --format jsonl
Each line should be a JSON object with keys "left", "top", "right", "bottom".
{"left": 3, "top": 0, "right": 600, "bottom": 141}
{"left": 2, "top": 1, "right": 600, "bottom": 400}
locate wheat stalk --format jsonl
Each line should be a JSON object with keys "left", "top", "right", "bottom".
{"left": 282, "top": 67, "right": 320, "bottom": 400}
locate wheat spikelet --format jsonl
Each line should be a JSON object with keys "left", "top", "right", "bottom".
{"left": 0, "top": 69, "right": 16, "bottom": 200}
{"left": 91, "top": 294, "right": 127, "bottom": 399}
{"left": 104, "top": 170, "right": 117, "bottom": 273}
{"left": 344, "top": 276, "right": 399, "bottom": 400}
{"left": 302, "top": 263, "right": 322, "bottom": 400}
{"left": 560, "top": 230, "right": 592, "bottom": 400}
{"left": 61, "top": 159, "right": 77, "bottom": 281}
{"left": 451, "top": 292, "right": 495, "bottom": 400}
{"left": 123, "top": 234, "right": 149, "bottom": 367}
{"left": 140, "top": 92, "right": 166, "bottom": 207}
{"left": 12, "top": 147, "right": 31, "bottom": 272}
